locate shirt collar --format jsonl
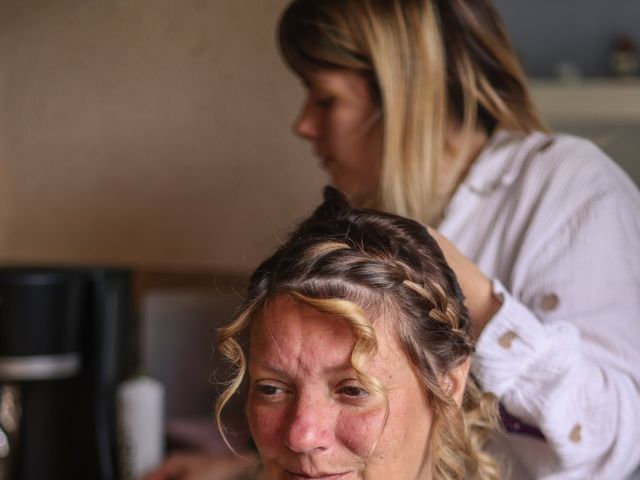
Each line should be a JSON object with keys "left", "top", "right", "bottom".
{"left": 464, "top": 128, "right": 556, "bottom": 197}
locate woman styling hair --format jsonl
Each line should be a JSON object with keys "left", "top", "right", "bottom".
{"left": 215, "top": 186, "right": 501, "bottom": 479}
{"left": 276, "top": 1, "right": 640, "bottom": 478}
{"left": 147, "top": 1, "right": 640, "bottom": 479}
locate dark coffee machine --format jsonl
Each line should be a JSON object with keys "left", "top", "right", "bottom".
{"left": 0, "top": 267, "right": 132, "bottom": 480}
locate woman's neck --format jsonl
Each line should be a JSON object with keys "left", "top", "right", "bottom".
{"left": 446, "top": 121, "right": 490, "bottom": 172}
{"left": 443, "top": 121, "right": 490, "bottom": 194}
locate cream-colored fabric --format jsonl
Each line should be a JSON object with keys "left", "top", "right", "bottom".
{"left": 440, "top": 130, "right": 640, "bottom": 479}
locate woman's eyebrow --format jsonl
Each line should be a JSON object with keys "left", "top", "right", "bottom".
{"left": 250, "top": 362, "right": 290, "bottom": 378}
{"left": 251, "top": 361, "right": 355, "bottom": 377}
{"left": 302, "top": 77, "right": 331, "bottom": 90}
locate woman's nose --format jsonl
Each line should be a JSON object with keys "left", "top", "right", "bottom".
{"left": 284, "top": 395, "right": 334, "bottom": 454}
{"left": 293, "top": 100, "right": 319, "bottom": 140}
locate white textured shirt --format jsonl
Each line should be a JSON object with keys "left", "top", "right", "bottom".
{"left": 439, "top": 130, "right": 640, "bottom": 479}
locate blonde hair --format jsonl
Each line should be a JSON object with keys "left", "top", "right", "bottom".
{"left": 216, "top": 187, "right": 501, "bottom": 479}
{"left": 279, "top": 0, "right": 547, "bottom": 225}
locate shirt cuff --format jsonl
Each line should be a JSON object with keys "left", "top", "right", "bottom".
{"left": 471, "top": 279, "right": 583, "bottom": 425}
{"left": 472, "top": 279, "right": 551, "bottom": 399}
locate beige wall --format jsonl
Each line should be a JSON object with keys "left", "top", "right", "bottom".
{"left": 0, "top": 0, "right": 325, "bottom": 273}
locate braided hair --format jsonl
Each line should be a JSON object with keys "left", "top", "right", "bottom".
{"left": 216, "top": 187, "right": 500, "bottom": 479}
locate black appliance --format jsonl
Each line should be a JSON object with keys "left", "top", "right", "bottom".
{"left": 0, "top": 267, "right": 132, "bottom": 480}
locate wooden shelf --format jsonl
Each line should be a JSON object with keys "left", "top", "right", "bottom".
{"left": 530, "top": 79, "right": 640, "bottom": 124}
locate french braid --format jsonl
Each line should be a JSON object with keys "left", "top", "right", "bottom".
{"left": 216, "top": 186, "right": 500, "bottom": 479}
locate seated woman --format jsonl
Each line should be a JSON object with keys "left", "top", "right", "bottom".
{"left": 214, "top": 187, "right": 500, "bottom": 480}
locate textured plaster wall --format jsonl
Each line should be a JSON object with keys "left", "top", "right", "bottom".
{"left": 1, "top": 1, "right": 638, "bottom": 272}
{"left": 0, "top": 0, "right": 324, "bottom": 272}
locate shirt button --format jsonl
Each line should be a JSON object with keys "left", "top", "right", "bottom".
{"left": 498, "top": 331, "right": 518, "bottom": 348}
{"left": 569, "top": 424, "right": 582, "bottom": 443}
{"left": 540, "top": 293, "right": 560, "bottom": 312}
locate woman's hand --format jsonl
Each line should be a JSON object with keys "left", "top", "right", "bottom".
{"left": 428, "top": 227, "right": 502, "bottom": 340}
{"left": 144, "top": 452, "right": 258, "bottom": 480}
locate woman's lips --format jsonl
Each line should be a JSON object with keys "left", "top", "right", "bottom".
{"left": 313, "top": 150, "right": 333, "bottom": 165}
{"left": 285, "top": 469, "right": 349, "bottom": 479}
{"left": 319, "top": 156, "right": 336, "bottom": 172}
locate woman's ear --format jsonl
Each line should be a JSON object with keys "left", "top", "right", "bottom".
{"left": 442, "top": 357, "right": 471, "bottom": 406}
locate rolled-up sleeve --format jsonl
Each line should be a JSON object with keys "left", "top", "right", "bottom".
{"left": 472, "top": 191, "right": 640, "bottom": 479}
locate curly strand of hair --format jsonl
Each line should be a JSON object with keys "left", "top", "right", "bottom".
{"left": 423, "top": 371, "right": 496, "bottom": 479}
{"left": 434, "top": 399, "right": 469, "bottom": 479}
{"left": 214, "top": 303, "right": 258, "bottom": 454}
{"left": 428, "top": 387, "right": 500, "bottom": 478}
{"left": 426, "top": 365, "right": 499, "bottom": 480}
{"left": 289, "top": 293, "right": 380, "bottom": 387}
{"left": 461, "top": 379, "right": 502, "bottom": 479}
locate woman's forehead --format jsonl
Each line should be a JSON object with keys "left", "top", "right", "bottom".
{"left": 248, "top": 296, "right": 357, "bottom": 373}
{"left": 249, "top": 294, "right": 403, "bottom": 361}
{"left": 250, "top": 295, "right": 354, "bottom": 342}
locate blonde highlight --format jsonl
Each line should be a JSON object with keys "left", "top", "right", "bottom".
{"left": 279, "top": 0, "right": 547, "bottom": 224}
{"left": 214, "top": 187, "right": 500, "bottom": 478}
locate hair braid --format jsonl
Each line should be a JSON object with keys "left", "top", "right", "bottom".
{"left": 215, "top": 187, "right": 500, "bottom": 478}
{"left": 396, "top": 264, "right": 498, "bottom": 479}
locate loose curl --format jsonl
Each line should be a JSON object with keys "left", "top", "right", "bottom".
{"left": 216, "top": 187, "right": 500, "bottom": 479}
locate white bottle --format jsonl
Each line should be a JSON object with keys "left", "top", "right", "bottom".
{"left": 117, "top": 376, "right": 165, "bottom": 480}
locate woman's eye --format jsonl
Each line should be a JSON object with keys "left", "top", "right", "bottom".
{"left": 256, "top": 384, "right": 284, "bottom": 396}
{"left": 338, "top": 385, "right": 369, "bottom": 397}
{"left": 315, "top": 96, "right": 334, "bottom": 108}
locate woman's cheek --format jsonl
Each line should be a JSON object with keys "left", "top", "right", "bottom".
{"left": 248, "top": 402, "right": 287, "bottom": 452}
{"left": 335, "top": 408, "right": 386, "bottom": 457}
